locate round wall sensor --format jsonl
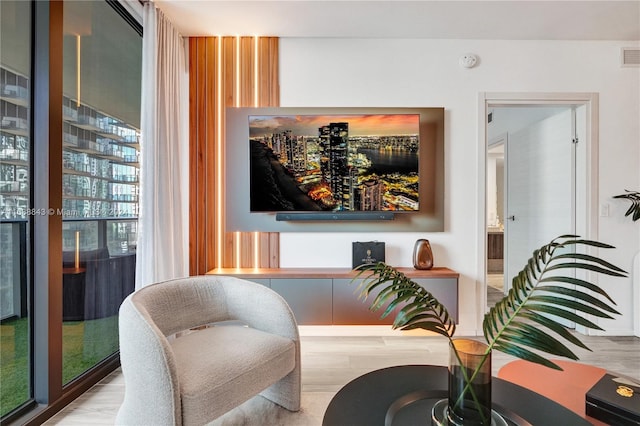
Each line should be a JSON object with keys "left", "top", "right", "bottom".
{"left": 459, "top": 54, "right": 478, "bottom": 68}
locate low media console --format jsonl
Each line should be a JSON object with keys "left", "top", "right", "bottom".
{"left": 207, "top": 267, "right": 459, "bottom": 325}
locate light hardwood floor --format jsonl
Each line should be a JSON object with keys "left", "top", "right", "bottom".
{"left": 43, "top": 333, "right": 640, "bottom": 425}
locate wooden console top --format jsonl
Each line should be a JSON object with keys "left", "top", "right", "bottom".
{"left": 207, "top": 267, "right": 458, "bottom": 279}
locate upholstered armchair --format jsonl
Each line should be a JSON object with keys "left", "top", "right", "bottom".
{"left": 116, "top": 275, "right": 301, "bottom": 426}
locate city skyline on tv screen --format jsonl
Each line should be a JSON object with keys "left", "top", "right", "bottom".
{"left": 249, "top": 114, "right": 420, "bottom": 213}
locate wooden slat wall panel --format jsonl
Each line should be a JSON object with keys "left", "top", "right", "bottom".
{"left": 240, "top": 232, "right": 253, "bottom": 267}
{"left": 258, "top": 37, "right": 280, "bottom": 268}
{"left": 259, "top": 233, "right": 271, "bottom": 267}
{"left": 268, "top": 233, "right": 280, "bottom": 267}
{"left": 221, "top": 37, "right": 235, "bottom": 268}
{"left": 223, "top": 232, "right": 234, "bottom": 268}
{"left": 190, "top": 37, "right": 280, "bottom": 274}
{"left": 268, "top": 38, "right": 280, "bottom": 106}
{"left": 257, "top": 38, "right": 280, "bottom": 106}
{"left": 188, "top": 39, "right": 198, "bottom": 274}
{"left": 205, "top": 37, "right": 218, "bottom": 270}
{"left": 240, "top": 37, "right": 254, "bottom": 107}
{"left": 189, "top": 38, "right": 204, "bottom": 274}
{"left": 222, "top": 37, "right": 235, "bottom": 108}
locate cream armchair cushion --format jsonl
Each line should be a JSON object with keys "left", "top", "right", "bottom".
{"left": 116, "top": 275, "right": 301, "bottom": 426}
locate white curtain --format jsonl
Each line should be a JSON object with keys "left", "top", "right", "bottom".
{"left": 136, "top": 3, "right": 189, "bottom": 288}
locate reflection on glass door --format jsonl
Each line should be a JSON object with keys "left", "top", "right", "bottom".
{"left": 61, "top": 0, "right": 141, "bottom": 384}
{"left": 0, "top": 0, "right": 31, "bottom": 417}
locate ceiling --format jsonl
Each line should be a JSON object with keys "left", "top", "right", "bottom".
{"left": 154, "top": 0, "right": 640, "bottom": 40}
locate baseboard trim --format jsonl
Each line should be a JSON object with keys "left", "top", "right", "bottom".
{"left": 19, "top": 355, "right": 120, "bottom": 426}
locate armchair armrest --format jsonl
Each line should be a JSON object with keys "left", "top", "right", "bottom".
{"left": 117, "top": 294, "right": 182, "bottom": 425}
{"left": 220, "top": 277, "right": 300, "bottom": 342}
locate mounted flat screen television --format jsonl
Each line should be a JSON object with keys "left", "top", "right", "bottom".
{"left": 226, "top": 107, "right": 444, "bottom": 232}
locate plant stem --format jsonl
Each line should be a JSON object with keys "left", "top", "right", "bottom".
{"left": 451, "top": 346, "right": 491, "bottom": 424}
{"left": 452, "top": 243, "right": 561, "bottom": 423}
{"left": 403, "top": 280, "right": 491, "bottom": 423}
{"left": 451, "top": 243, "right": 561, "bottom": 423}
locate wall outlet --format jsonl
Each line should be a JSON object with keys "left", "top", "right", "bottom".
{"left": 599, "top": 203, "right": 610, "bottom": 217}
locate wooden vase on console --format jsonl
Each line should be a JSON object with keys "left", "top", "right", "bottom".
{"left": 413, "top": 239, "right": 433, "bottom": 270}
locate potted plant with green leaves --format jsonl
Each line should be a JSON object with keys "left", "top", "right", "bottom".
{"left": 613, "top": 190, "right": 640, "bottom": 222}
{"left": 353, "top": 235, "right": 626, "bottom": 426}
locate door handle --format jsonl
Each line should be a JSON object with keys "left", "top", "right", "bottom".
{"left": 507, "top": 215, "right": 515, "bottom": 221}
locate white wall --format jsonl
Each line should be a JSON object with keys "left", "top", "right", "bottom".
{"left": 278, "top": 38, "right": 640, "bottom": 336}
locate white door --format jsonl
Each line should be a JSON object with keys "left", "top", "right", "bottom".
{"left": 504, "top": 107, "right": 576, "bottom": 294}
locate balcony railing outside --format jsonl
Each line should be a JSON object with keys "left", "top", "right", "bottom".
{"left": 0, "top": 220, "right": 27, "bottom": 320}
{"left": 1, "top": 217, "right": 137, "bottom": 400}
{"left": 0, "top": 218, "right": 137, "bottom": 321}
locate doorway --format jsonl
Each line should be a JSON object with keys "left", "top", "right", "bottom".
{"left": 479, "top": 93, "right": 598, "bottom": 333}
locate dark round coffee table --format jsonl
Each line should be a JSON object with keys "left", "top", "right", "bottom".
{"left": 322, "top": 365, "right": 592, "bottom": 426}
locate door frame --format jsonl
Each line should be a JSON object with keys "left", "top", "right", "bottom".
{"left": 476, "top": 92, "right": 599, "bottom": 335}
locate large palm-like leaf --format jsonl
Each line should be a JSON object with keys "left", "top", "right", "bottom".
{"left": 483, "top": 234, "right": 626, "bottom": 370}
{"left": 353, "top": 235, "right": 626, "bottom": 371}
{"left": 353, "top": 262, "right": 456, "bottom": 338}
{"left": 613, "top": 190, "right": 640, "bottom": 221}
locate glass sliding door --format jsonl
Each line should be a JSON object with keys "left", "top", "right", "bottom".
{"left": 0, "top": 0, "right": 32, "bottom": 417}
{"left": 61, "top": 0, "right": 141, "bottom": 384}
{"left": 1, "top": 1, "right": 142, "bottom": 422}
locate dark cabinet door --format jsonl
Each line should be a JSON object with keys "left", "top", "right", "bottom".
{"left": 270, "top": 278, "right": 333, "bottom": 325}
{"left": 332, "top": 278, "right": 395, "bottom": 325}
{"left": 333, "top": 277, "right": 458, "bottom": 325}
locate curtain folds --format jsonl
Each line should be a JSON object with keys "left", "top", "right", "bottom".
{"left": 136, "top": 4, "right": 189, "bottom": 288}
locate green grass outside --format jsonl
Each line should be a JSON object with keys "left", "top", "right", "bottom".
{"left": 0, "top": 317, "right": 28, "bottom": 418}
{"left": 0, "top": 315, "right": 119, "bottom": 417}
